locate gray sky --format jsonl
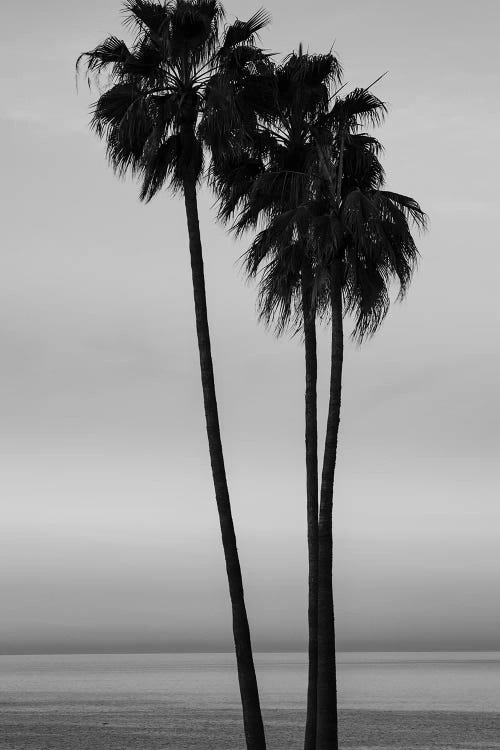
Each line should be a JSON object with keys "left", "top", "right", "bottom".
{"left": 1, "top": 0, "right": 499, "bottom": 653}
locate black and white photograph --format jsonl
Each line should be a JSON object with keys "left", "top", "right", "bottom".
{"left": 1, "top": 1, "right": 499, "bottom": 748}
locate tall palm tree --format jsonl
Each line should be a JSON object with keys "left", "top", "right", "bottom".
{"left": 211, "top": 48, "right": 342, "bottom": 750}
{"left": 308, "top": 91, "right": 426, "bottom": 749}
{"left": 214, "top": 74, "right": 425, "bottom": 750}
{"left": 77, "top": 2, "right": 270, "bottom": 747}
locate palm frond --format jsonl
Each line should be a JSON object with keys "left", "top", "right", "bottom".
{"left": 91, "top": 83, "right": 146, "bottom": 135}
{"left": 330, "top": 88, "right": 387, "bottom": 131}
{"left": 346, "top": 260, "right": 391, "bottom": 342}
{"left": 140, "top": 128, "right": 204, "bottom": 199}
{"left": 77, "top": 36, "right": 131, "bottom": 80}
{"left": 257, "top": 255, "right": 302, "bottom": 334}
{"left": 342, "top": 136, "right": 385, "bottom": 192}
{"left": 222, "top": 8, "right": 271, "bottom": 50}
{"left": 139, "top": 134, "right": 178, "bottom": 200}
{"left": 170, "top": 0, "right": 221, "bottom": 63}
{"left": 104, "top": 122, "right": 146, "bottom": 176}
{"left": 123, "top": 0, "right": 172, "bottom": 35}
{"left": 210, "top": 154, "right": 264, "bottom": 222}
{"left": 90, "top": 84, "right": 156, "bottom": 177}
{"left": 376, "top": 190, "right": 428, "bottom": 231}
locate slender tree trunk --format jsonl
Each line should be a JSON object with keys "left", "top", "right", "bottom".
{"left": 316, "top": 262, "right": 343, "bottom": 750}
{"left": 302, "top": 262, "right": 319, "bottom": 750}
{"left": 183, "top": 173, "right": 266, "bottom": 750}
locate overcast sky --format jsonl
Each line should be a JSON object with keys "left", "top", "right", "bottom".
{"left": 1, "top": 0, "right": 499, "bottom": 654}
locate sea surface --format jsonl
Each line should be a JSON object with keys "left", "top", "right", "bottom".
{"left": 1, "top": 652, "right": 500, "bottom": 749}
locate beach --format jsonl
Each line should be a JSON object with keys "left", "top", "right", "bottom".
{"left": 2, "top": 653, "right": 500, "bottom": 749}
{"left": 3, "top": 704, "right": 500, "bottom": 749}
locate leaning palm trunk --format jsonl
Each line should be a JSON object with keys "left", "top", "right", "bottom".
{"left": 183, "top": 172, "right": 266, "bottom": 750}
{"left": 302, "top": 261, "right": 319, "bottom": 750}
{"left": 316, "top": 262, "right": 343, "bottom": 750}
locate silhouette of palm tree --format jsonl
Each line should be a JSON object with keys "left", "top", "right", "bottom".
{"left": 212, "top": 47, "right": 342, "bottom": 750}
{"left": 312, "top": 90, "right": 425, "bottom": 750}
{"left": 214, "top": 68, "right": 426, "bottom": 750}
{"left": 78, "top": 2, "right": 270, "bottom": 747}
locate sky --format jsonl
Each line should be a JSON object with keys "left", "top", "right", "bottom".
{"left": 1, "top": 0, "right": 499, "bottom": 654}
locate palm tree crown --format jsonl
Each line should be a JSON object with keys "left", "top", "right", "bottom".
{"left": 222, "top": 79, "right": 427, "bottom": 340}
{"left": 212, "top": 48, "right": 342, "bottom": 326}
{"left": 78, "top": 0, "right": 270, "bottom": 199}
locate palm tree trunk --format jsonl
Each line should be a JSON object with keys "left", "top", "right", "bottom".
{"left": 183, "top": 173, "right": 266, "bottom": 750}
{"left": 316, "top": 262, "right": 343, "bottom": 750}
{"left": 302, "top": 262, "right": 319, "bottom": 750}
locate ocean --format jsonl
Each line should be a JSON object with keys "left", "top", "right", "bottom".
{"left": 1, "top": 652, "right": 500, "bottom": 749}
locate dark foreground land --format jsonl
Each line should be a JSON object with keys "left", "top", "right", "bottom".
{"left": 2, "top": 702, "right": 500, "bottom": 750}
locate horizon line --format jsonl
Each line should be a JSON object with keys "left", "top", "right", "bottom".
{"left": 3, "top": 648, "right": 500, "bottom": 657}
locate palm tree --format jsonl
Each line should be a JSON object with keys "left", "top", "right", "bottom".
{"left": 211, "top": 48, "right": 342, "bottom": 750}
{"left": 214, "top": 74, "right": 425, "bottom": 750}
{"left": 308, "top": 91, "right": 426, "bottom": 749}
{"left": 77, "top": 2, "right": 270, "bottom": 747}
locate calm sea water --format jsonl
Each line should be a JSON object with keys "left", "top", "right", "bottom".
{"left": 1, "top": 652, "right": 500, "bottom": 749}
